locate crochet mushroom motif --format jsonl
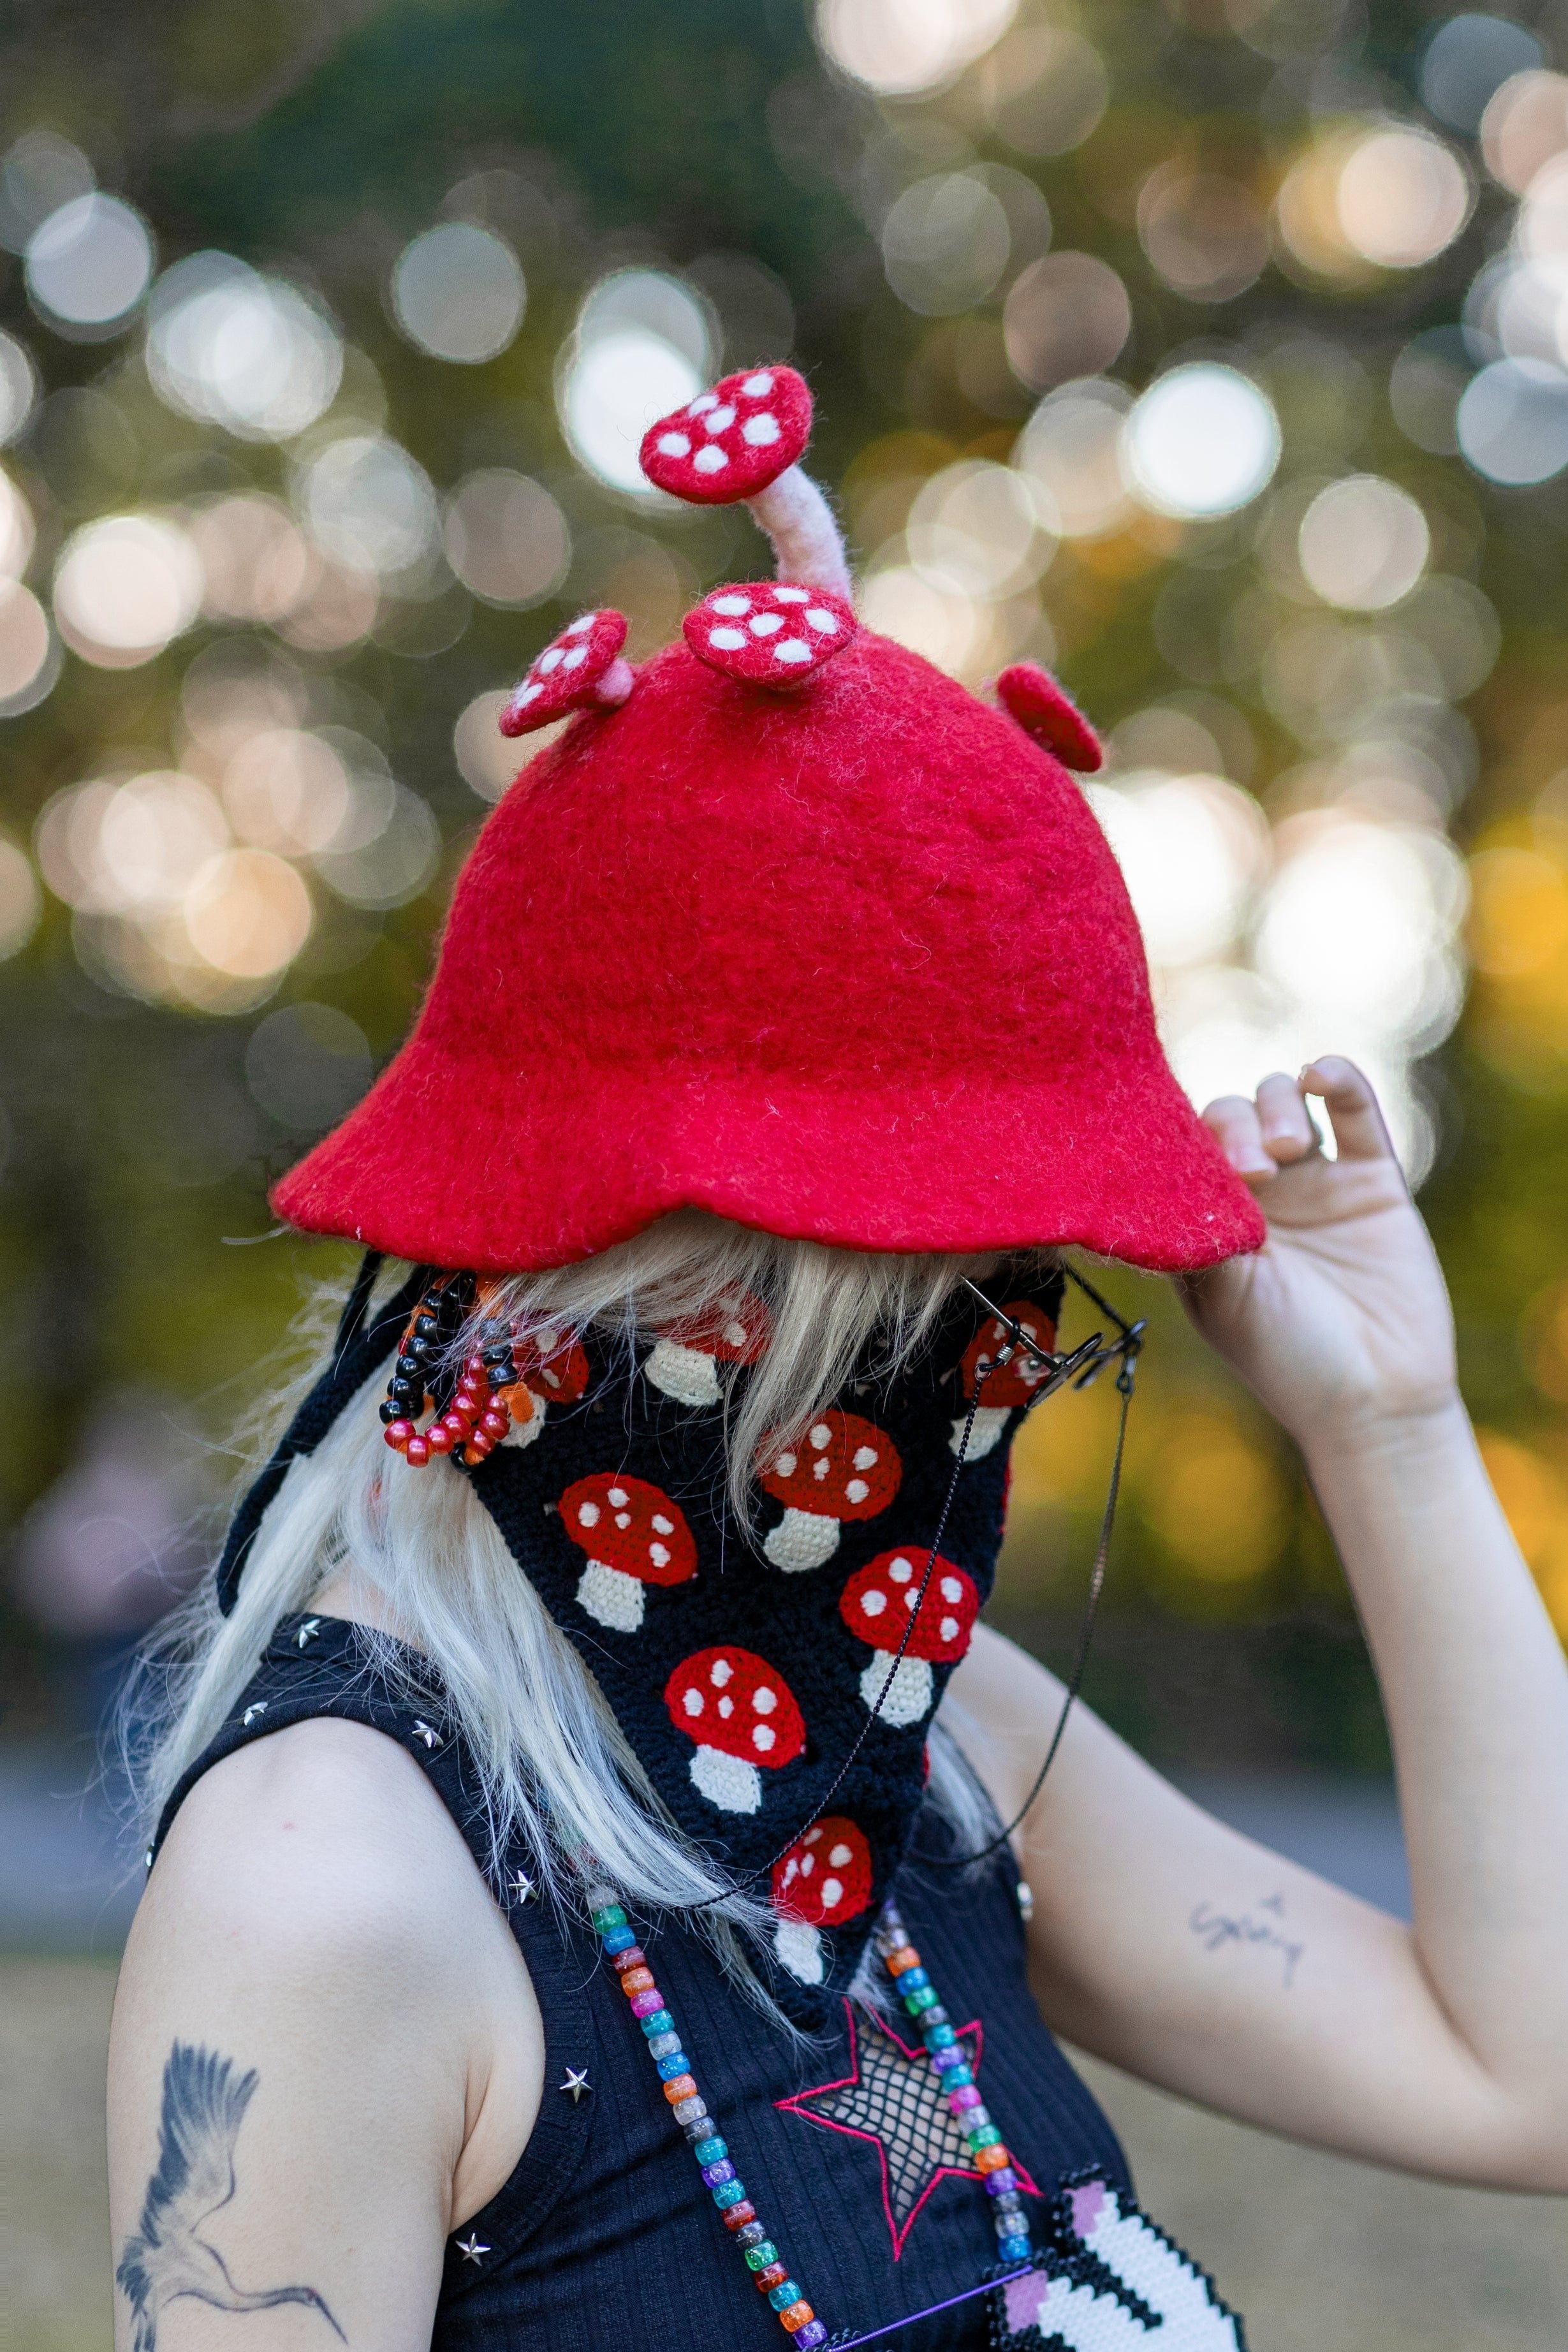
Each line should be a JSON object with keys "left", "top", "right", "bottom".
{"left": 995, "top": 662, "right": 1104, "bottom": 772}
{"left": 953, "top": 1298, "right": 1057, "bottom": 1460}
{"left": 640, "top": 365, "right": 812, "bottom": 504}
{"left": 758, "top": 1410, "right": 902, "bottom": 1571}
{"left": 559, "top": 1471, "right": 697, "bottom": 1631}
{"left": 497, "top": 1327, "right": 590, "bottom": 1450}
{"left": 499, "top": 608, "right": 635, "bottom": 738}
{"left": 683, "top": 581, "right": 856, "bottom": 689}
{"left": 643, "top": 1291, "right": 770, "bottom": 1409}
{"left": 666, "top": 1644, "right": 806, "bottom": 1813}
{"left": 839, "top": 1549, "right": 980, "bottom": 1726}
{"left": 770, "top": 1816, "right": 873, "bottom": 1985}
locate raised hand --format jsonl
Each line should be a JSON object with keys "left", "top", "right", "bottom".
{"left": 1180, "top": 1057, "right": 1458, "bottom": 1448}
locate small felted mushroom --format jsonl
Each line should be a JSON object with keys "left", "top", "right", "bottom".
{"left": 644, "top": 1293, "right": 770, "bottom": 1408}
{"left": 758, "top": 1410, "right": 902, "bottom": 1571}
{"left": 839, "top": 1549, "right": 980, "bottom": 1727}
{"left": 559, "top": 1471, "right": 697, "bottom": 1631}
{"left": 496, "top": 1326, "right": 591, "bottom": 1450}
{"left": 684, "top": 581, "right": 856, "bottom": 690}
{"left": 499, "top": 608, "right": 634, "bottom": 738}
{"left": 665, "top": 1644, "right": 805, "bottom": 1813}
{"left": 995, "top": 663, "right": 1103, "bottom": 772}
{"left": 770, "top": 1816, "right": 873, "bottom": 1985}
{"left": 953, "top": 1298, "right": 1057, "bottom": 1460}
{"left": 639, "top": 364, "right": 851, "bottom": 603}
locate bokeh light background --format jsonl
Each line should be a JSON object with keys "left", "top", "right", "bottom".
{"left": 4, "top": 0, "right": 1568, "bottom": 1767}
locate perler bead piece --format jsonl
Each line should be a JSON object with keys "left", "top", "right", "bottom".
{"left": 683, "top": 581, "right": 856, "bottom": 689}
{"left": 499, "top": 609, "right": 633, "bottom": 737}
{"left": 640, "top": 365, "right": 812, "bottom": 504}
{"left": 995, "top": 663, "right": 1103, "bottom": 773}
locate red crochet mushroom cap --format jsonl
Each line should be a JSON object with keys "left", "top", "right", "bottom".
{"left": 996, "top": 663, "right": 1104, "bottom": 773}
{"left": 500, "top": 609, "right": 628, "bottom": 737}
{"left": 960, "top": 1300, "right": 1057, "bottom": 1409}
{"left": 640, "top": 365, "right": 812, "bottom": 503}
{"left": 661, "top": 1291, "right": 771, "bottom": 1365}
{"left": 665, "top": 1645, "right": 806, "bottom": 1767}
{"left": 272, "top": 628, "right": 1266, "bottom": 1274}
{"left": 840, "top": 1550, "right": 979, "bottom": 1664}
{"left": 684, "top": 581, "right": 855, "bottom": 688}
{"left": 771, "top": 1817, "right": 874, "bottom": 1927}
{"left": 559, "top": 1472, "right": 696, "bottom": 1587}
{"left": 758, "top": 1411, "right": 902, "bottom": 1521}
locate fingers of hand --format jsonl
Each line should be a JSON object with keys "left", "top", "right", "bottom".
{"left": 1254, "top": 1070, "right": 1321, "bottom": 1164}
{"left": 1201, "top": 1093, "right": 1275, "bottom": 1178}
{"left": 1301, "top": 1055, "right": 1397, "bottom": 1166}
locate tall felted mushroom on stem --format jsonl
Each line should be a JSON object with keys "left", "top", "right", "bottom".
{"left": 559, "top": 1471, "right": 697, "bottom": 1631}
{"left": 758, "top": 1410, "right": 902, "bottom": 1571}
{"left": 665, "top": 1645, "right": 805, "bottom": 1813}
{"left": 952, "top": 1299, "right": 1057, "bottom": 1460}
{"left": 840, "top": 1550, "right": 980, "bottom": 1728}
{"left": 770, "top": 1817, "right": 873, "bottom": 1986}
{"left": 640, "top": 365, "right": 851, "bottom": 604}
{"left": 643, "top": 1292, "right": 770, "bottom": 1409}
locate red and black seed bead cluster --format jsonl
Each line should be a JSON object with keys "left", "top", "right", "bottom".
{"left": 380, "top": 1274, "right": 518, "bottom": 1469}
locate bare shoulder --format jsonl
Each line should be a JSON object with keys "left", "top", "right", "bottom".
{"left": 109, "top": 1721, "right": 542, "bottom": 2351}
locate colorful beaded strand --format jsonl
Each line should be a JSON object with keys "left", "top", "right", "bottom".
{"left": 584, "top": 1881, "right": 830, "bottom": 2348}
{"left": 876, "top": 1901, "right": 1034, "bottom": 2268}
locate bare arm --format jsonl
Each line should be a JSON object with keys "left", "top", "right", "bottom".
{"left": 108, "top": 1719, "right": 541, "bottom": 2351}
{"left": 946, "top": 1060, "right": 1568, "bottom": 2191}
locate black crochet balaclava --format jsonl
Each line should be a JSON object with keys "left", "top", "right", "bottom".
{"left": 218, "top": 1260, "right": 1065, "bottom": 2009}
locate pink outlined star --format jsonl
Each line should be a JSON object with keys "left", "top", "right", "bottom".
{"left": 775, "top": 1999, "right": 1039, "bottom": 2260}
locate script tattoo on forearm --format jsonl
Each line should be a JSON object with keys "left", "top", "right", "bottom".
{"left": 116, "top": 2041, "right": 345, "bottom": 2351}
{"left": 1189, "top": 1892, "right": 1304, "bottom": 1989}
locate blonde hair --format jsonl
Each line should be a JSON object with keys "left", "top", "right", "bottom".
{"left": 128, "top": 1213, "right": 1042, "bottom": 2009}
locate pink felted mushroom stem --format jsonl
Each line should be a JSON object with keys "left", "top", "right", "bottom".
{"left": 746, "top": 468, "right": 853, "bottom": 601}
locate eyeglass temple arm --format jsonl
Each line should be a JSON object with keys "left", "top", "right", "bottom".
{"left": 961, "top": 1268, "right": 1145, "bottom": 1379}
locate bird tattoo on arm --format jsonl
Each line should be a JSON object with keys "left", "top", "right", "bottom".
{"left": 117, "top": 2042, "right": 346, "bottom": 2351}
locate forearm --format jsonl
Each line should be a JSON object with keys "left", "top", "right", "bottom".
{"left": 1305, "top": 1399, "right": 1568, "bottom": 2119}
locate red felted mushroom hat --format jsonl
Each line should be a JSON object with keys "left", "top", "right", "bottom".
{"left": 272, "top": 363, "right": 1264, "bottom": 1275}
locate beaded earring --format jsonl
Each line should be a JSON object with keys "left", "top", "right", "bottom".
{"left": 379, "top": 1274, "right": 527, "bottom": 1467}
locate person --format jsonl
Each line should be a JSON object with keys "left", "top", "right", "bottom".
{"left": 108, "top": 367, "right": 1568, "bottom": 2352}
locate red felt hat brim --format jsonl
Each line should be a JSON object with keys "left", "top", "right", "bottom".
{"left": 271, "top": 631, "right": 1266, "bottom": 1278}
{"left": 272, "top": 1037, "right": 1261, "bottom": 1275}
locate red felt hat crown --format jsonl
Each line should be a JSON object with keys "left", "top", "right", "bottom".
{"left": 274, "top": 367, "right": 1263, "bottom": 1275}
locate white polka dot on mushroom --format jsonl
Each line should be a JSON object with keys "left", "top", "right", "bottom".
{"left": 694, "top": 446, "right": 728, "bottom": 474}
{"left": 709, "top": 627, "right": 746, "bottom": 651}
{"left": 749, "top": 612, "right": 784, "bottom": 636}
{"left": 742, "top": 372, "right": 775, "bottom": 396}
{"left": 742, "top": 413, "right": 780, "bottom": 447}
{"left": 657, "top": 432, "right": 692, "bottom": 458}
{"left": 806, "top": 609, "right": 840, "bottom": 635}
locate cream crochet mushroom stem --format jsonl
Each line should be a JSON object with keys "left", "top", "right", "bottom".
{"left": 762, "top": 1507, "right": 843, "bottom": 1571}
{"left": 774, "top": 1916, "right": 826, "bottom": 1985}
{"left": 575, "top": 1561, "right": 647, "bottom": 1631}
{"left": 949, "top": 1406, "right": 1011, "bottom": 1460}
{"left": 859, "top": 1651, "right": 934, "bottom": 1727}
{"left": 643, "top": 1337, "right": 722, "bottom": 1408}
{"left": 747, "top": 469, "right": 854, "bottom": 605}
{"left": 689, "top": 1743, "right": 763, "bottom": 1812}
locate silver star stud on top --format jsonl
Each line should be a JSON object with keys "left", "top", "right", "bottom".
{"left": 295, "top": 1618, "right": 322, "bottom": 1647}
{"left": 455, "top": 2233, "right": 489, "bottom": 2265}
{"left": 509, "top": 1871, "right": 538, "bottom": 1905}
{"left": 242, "top": 1702, "right": 268, "bottom": 1728}
{"left": 559, "top": 2067, "right": 592, "bottom": 2103}
{"left": 411, "top": 1719, "right": 443, "bottom": 1749}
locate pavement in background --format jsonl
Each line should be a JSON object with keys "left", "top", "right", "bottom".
{"left": 1, "top": 1740, "right": 1412, "bottom": 1950}
{"left": 4, "top": 1957, "right": 1565, "bottom": 2352}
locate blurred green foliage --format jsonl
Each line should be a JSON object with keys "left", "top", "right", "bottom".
{"left": 3, "top": 0, "right": 1568, "bottom": 1765}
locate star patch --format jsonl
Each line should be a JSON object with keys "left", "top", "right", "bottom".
{"left": 775, "top": 2000, "right": 1036, "bottom": 2258}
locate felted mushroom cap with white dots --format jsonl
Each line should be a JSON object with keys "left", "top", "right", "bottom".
{"left": 272, "top": 354, "right": 1264, "bottom": 1277}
